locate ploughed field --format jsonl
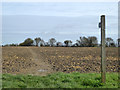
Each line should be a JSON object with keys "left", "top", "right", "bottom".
{"left": 2, "top": 47, "right": 118, "bottom": 75}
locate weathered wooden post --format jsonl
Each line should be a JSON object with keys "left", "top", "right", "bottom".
{"left": 99, "top": 15, "right": 106, "bottom": 83}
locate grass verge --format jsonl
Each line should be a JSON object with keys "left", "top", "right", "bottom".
{"left": 2, "top": 72, "right": 118, "bottom": 88}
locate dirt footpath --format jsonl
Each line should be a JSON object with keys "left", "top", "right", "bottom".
{"left": 2, "top": 47, "right": 54, "bottom": 76}
{"left": 26, "top": 47, "right": 54, "bottom": 76}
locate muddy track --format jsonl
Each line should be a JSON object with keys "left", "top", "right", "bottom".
{"left": 25, "top": 47, "right": 54, "bottom": 76}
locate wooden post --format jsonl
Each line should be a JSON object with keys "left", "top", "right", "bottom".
{"left": 101, "top": 15, "right": 106, "bottom": 83}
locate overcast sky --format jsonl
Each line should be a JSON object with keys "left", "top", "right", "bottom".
{"left": 2, "top": 2, "right": 118, "bottom": 45}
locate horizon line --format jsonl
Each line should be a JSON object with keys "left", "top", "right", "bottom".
{"left": 2, "top": 0, "right": 119, "bottom": 2}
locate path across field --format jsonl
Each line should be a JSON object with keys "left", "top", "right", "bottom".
{"left": 2, "top": 47, "right": 118, "bottom": 75}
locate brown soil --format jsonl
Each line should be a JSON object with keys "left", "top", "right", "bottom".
{"left": 2, "top": 47, "right": 54, "bottom": 76}
{"left": 2, "top": 47, "right": 119, "bottom": 76}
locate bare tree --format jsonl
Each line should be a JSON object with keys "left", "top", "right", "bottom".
{"left": 88, "top": 36, "right": 98, "bottom": 47}
{"left": 34, "top": 37, "right": 41, "bottom": 46}
{"left": 106, "top": 37, "right": 115, "bottom": 47}
{"left": 56, "top": 42, "right": 62, "bottom": 47}
{"left": 40, "top": 39, "right": 45, "bottom": 47}
{"left": 80, "top": 36, "right": 89, "bottom": 47}
{"left": 64, "top": 40, "right": 72, "bottom": 47}
{"left": 49, "top": 38, "right": 56, "bottom": 46}
{"left": 76, "top": 36, "right": 98, "bottom": 47}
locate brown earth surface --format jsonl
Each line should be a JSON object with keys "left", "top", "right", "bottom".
{"left": 2, "top": 47, "right": 119, "bottom": 75}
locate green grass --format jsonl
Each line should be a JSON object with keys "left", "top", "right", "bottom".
{"left": 2, "top": 72, "right": 118, "bottom": 88}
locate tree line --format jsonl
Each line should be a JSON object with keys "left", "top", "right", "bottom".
{"left": 3, "top": 36, "right": 120, "bottom": 47}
